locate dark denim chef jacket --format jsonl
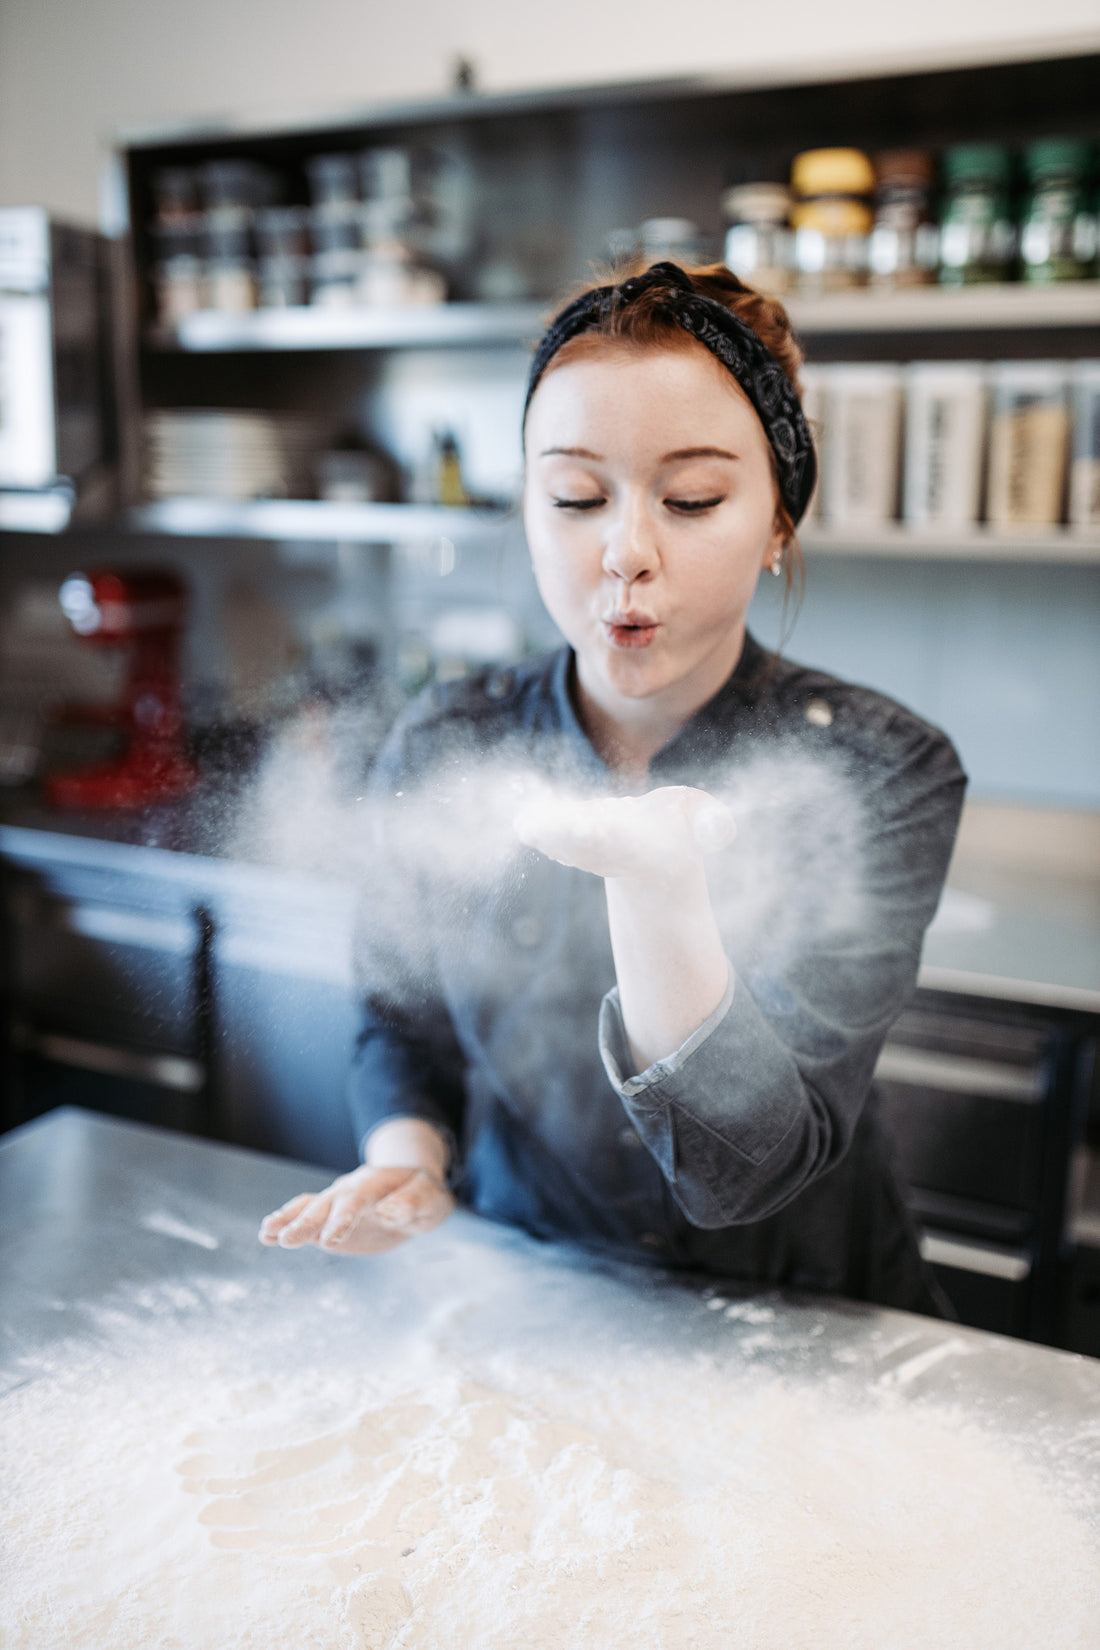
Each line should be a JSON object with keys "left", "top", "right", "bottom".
{"left": 349, "top": 633, "right": 966, "bottom": 1313}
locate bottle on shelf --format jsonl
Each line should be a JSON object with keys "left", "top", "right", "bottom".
{"left": 1018, "top": 138, "right": 1096, "bottom": 284}
{"left": 937, "top": 144, "right": 1016, "bottom": 287}
{"left": 433, "top": 431, "right": 468, "bottom": 508}
{"left": 790, "top": 148, "right": 875, "bottom": 294}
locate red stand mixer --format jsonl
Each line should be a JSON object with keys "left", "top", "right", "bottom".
{"left": 45, "top": 567, "right": 198, "bottom": 810}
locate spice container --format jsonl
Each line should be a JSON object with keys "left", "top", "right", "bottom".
{"left": 722, "top": 184, "right": 792, "bottom": 295}
{"left": 306, "top": 153, "right": 363, "bottom": 306}
{"left": 868, "top": 151, "right": 937, "bottom": 288}
{"left": 903, "top": 363, "right": 986, "bottom": 530}
{"left": 986, "top": 363, "right": 1070, "bottom": 529}
{"left": 1019, "top": 138, "right": 1095, "bottom": 283}
{"left": 822, "top": 365, "right": 903, "bottom": 527}
{"left": 150, "top": 167, "right": 204, "bottom": 325}
{"left": 790, "top": 149, "right": 874, "bottom": 294}
{"left": 937, "top": 145, "right": 1015, "bottom": 286}
{"left": 254, "top": 207, "right": 310, "bottom": 308}
{"left": 199, "top": 159, "right": 276, "bottom": 315}
{"left": 151, "top": 222, "right": 204, "bottom": 325}
{"left": 203, "top": 216, "right": 255, "bottom": 313}
{"left": 1069, "top": 361, "right": 1100, "bottom": 532}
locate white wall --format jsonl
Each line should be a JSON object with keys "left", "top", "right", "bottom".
{"left": 1, "top": 0, "right": 1098, "bottom": 224}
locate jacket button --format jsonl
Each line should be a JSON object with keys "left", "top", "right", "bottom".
{"left": 640, "top": 1231, "right": 667, "bottom": 1251}
{"left": 619, "top": 1126, "right": 643, "bottom": 1150}
{"left": 485, "top": 669, "right": 514, "bottom": 701}
{"left": 804, "top": 697, "right": 834, "bottom": 728}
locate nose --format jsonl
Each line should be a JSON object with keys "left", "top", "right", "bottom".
{"left": 601, "top": 494, "right": 658, "bottom": 586}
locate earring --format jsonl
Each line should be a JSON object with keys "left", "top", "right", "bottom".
{"left": 769, "top": 552, "right": 783, "bottom": 578}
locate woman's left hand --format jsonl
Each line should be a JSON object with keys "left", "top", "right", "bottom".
{"left": 514, "top": 784, "right": 736, "bottom": 881}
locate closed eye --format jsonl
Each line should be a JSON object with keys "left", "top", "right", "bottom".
{"left": 666, "top": 495, "right": 725, "bottom": 513}
{"left": 552, "top": 496, "right": 605, "bottom": 511}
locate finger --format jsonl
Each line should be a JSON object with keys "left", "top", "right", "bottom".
{"left": 277, "top": 1189, "right": 335, "bottom": 1247}
{"left": 258, "top": 1192, "right": 313, "bottom": 1243}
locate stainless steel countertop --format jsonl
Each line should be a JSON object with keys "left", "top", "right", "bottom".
{"left": 3, "top": 1108, "right": 1099, "bottom": 1534}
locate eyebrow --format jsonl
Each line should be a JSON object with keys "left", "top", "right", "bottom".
{"left": 538, "top": 445, "right": 739, "bottom": 463}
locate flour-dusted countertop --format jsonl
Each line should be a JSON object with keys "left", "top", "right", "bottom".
{"left": 1, "top": 1108, "right": 1098, "bottom": 1649}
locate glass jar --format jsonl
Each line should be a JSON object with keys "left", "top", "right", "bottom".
{"left": 722, "top": 184, "right": 792, "bottom": 294}
{"left": 868, "top": 150, "right": 937, "bottom": 288}
{"left": 790, "top": 148, "right": 875, "bottom": 294}
{"left": 638, "top": 218, "right": 706, "bottom": 267}
{"left": 1019, "top": 138, "right": 1094, "bottom": 283}
{"left": 937, "top": 145, "right": 1015, "bottom": 286}
{"left": 254, "top": 207, "right": 310, "bottom": 308}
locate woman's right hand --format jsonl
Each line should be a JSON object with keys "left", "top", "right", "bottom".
{"left": 258, "top": 1162, "right": 454, "bottom": 1256}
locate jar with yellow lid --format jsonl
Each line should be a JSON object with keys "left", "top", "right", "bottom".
{"left": 790, "top": 148, "right": 874, "bottom": 294}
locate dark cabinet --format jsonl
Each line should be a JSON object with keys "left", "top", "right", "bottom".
{"left": 876, "top": 991, "right": 1096, "bottom": 1344}
{"left": 0, "top": 831, "right": 357, "bottom": 1170}
{"left": 3, "top": 828, "right": 1097, "bottom": 1351}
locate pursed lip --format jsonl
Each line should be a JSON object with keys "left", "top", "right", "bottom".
{"left": 602, "top": 608, "right": 660, "bottom": 648}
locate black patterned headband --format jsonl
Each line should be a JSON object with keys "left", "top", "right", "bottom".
{"left": 524, "top": 261, "right": 816, "bottom": 527}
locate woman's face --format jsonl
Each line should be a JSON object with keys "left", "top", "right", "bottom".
{"left": 523, "top": 342, "right": 786, "bottom": 736}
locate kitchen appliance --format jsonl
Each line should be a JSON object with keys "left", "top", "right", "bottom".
{"left": 44, "top": 568, "right": 197, "bottom": 809}
{"left": 0, "top": 208, "right": 114, "bottom": 531}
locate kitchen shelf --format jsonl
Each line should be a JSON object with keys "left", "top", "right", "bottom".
{"left": 785, "top": 282, "right": 1100, "bottom": 335}
{"left": 145, "top": 284, "right": 1100, "bottom": 355}
{"left": 802, "top": 525, "right": 1100, "bottom": 563}
{"left": 125, "top": 501, "right": 1100, "bottom": 560}
{"left": 127, "top": 497, "right": 516, "bottom": 542}
{"left": 149, "top": 302, "right": 546, "bottom": 354}
{"left": 0, "top": 489, "right": 75, "bottom": 533}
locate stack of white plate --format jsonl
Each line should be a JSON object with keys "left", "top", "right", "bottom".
{"left": 144, "top": 410, "right": 316, "bottom": 500}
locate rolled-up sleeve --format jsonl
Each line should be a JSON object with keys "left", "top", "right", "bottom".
{"left": 598, "top": 707, "right": 966, "bottom": 1230}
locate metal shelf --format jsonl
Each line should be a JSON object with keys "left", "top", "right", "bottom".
{"left": 150, "top": 302, "right": 546, "bottom": 354}
{"left": 124, "top": 500, "right": 1100, "bottom": 560}
{"left": 786, "top": 282, "right": 1100, "bottom": 334}
{"left": 128, "top": 498, "right": 516, "bottom": 542}
{"left": 145, "top": 285, "right": 1100, "bottom": 354}
{"left": 802, "top": 524, "right": 1100, "bottom": 563}
{"left": 0, "top": 489, "right": 75, "bottom": 533}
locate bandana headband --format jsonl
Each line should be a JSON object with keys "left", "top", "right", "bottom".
{"left": 524, "top": 261, "right": 817, "bottom": 527}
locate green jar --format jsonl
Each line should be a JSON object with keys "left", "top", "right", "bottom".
{"left": 937, "top": 144, "right": 1015, "bottom": 286}
{"left": 1019, "top": 137, "right": 1095, "bottom": 283}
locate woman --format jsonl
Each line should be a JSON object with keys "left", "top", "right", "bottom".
{"left": 260, "top": 261, "right": 965, "bottom": 1313}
